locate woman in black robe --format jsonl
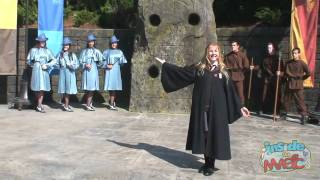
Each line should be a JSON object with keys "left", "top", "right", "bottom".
{"left": 155, "top": 43, "right": 250, "bottom": 176}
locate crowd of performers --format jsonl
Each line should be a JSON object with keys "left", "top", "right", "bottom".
{"left": 223, "top": 41, "right": 311, "bottom": 125}
{"left": 25, "top": 34, "right": 316, "bottom": 176}
{"left": 27, "top": 33, "right": 127, "bottom": 113}
{"left": 27, "top": 33, "right": 314, "bottom": 125}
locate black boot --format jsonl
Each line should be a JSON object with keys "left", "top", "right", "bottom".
{"left": 281, "top": 112, "right": 287, "bottom": 121}
{"left": 198, "top": 156, "right": 209, "bottom": 173}
{"left": 202, "top": 156, "right": 214, "bottom": 176}
{"left": 300, "top": 115, "right": 308, "bottom": 125}
{"left": 300, "top": 116, "right": 304, "bottom": 125}
{"left": 203, "top": 167, "right": 214, "bottom": 176}
{"left": 198, "top": 164, "right": 207, "bottom": 173}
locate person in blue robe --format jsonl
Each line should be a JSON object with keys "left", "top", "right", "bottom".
{"left": 79, "top": 33, "right": 105, "bottom": 111}
{"left": 56, "top": 37, "right": 79, "bottom": 112}
{"left": 26, "top": 33, "right": 56, "bottom": 113}
{"left": 103, "top": 35, "right": 127, "bottom": 110}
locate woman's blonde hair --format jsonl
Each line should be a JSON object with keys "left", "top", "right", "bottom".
{"left": 196, "top": 43, "right": 229, "bottom": 79}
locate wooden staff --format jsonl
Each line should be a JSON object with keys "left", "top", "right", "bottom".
{"left": 273, "top": 52, "right": 282, "bottom": 123}
{"left": 248, "top": 57, "right": 254, "bottom": 99}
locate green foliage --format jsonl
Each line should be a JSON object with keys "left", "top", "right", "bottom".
{"left": 214, "top": 0, "right": 291, "bottom": 27}
{"left": 255, "top": 7, "right": 281, "bottom": 25}
{"left": 17, "top": 0, "right": 290, "bottom": 28}
{"left": 100, "top": 1, "right": 115, "bottom": 14}
{"left": 100, "top": 0, "right": 134, "bottom": 13}
{"left": 67, "top": 0, "right": 135, "bottom": 28}
{"left": 98, "top": 0, "right": 135, "bottom": 28}
{"left": 64, "top": 5, "right": 73, "bottom": 20}
{"left": 17, "top": 0, "right": 38, "bottom": 27}
{"left": 17, "top": 0, "right": 136, "bottom": 28}
{"left": 116, "top": 0, "right": 135, "bottom": 10}
{"left": 73, "top": 9, "right": 99, "bottom": 27}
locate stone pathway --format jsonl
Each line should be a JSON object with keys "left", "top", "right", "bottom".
{"left": 0, "top": 105, "right": 319, "bottom": 180}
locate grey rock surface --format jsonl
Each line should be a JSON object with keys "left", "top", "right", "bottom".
{"left": 0, "top": 105, "right": 319, "bottom": 179}
{"left": 130, "top": 0, "right": 217, "bottom": 112}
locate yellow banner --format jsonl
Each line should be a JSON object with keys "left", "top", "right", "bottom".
{"left": 0, "top": 0, "right": 17, "bottom": 29}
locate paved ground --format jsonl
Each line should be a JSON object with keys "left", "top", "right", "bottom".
{"left": 0, "top": 104, "right": 319, "bottom": 180}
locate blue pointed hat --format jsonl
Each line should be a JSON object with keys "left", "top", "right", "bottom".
{"left": 35, "top": 33, "right": 48, "bottom": 41}
{"left": 87, "top": 33, "right": 96, "bottom": 42}
{"left": 110, "top": 35, "right": 119, "bottom": 43}
{"left": 63, "top": 37, "right": 73, "bottom": 45}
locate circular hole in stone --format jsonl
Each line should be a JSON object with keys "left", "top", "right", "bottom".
{"left": 188, "top": 13, "right": 200, "bottom": 25}
{"left": 148, "top": 65, "right": 160, "bottom": 78}
{"left": 149, "top": 14, "right": 161, "bottom": 26}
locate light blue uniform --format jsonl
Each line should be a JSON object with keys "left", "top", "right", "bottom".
{"left": 56, "top": 51, "right": 79, "bottom": 94}
{"left": 103, "top": 49, "right": 127, "bottom": 91}
{"left": 26, "top": 48, "right": 56, "bottom": 91}
{"left": 79, "top": 48, "right": 104, "bottom": 91}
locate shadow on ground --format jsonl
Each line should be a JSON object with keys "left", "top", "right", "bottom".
{"left": 107, "top": 139, "right": 213, "bottom": 170}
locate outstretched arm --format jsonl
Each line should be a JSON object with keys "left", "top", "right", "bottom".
{"left": 155, "top": 57, "right": 196, "bottom": 93}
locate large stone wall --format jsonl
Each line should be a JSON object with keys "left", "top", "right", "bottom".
{"left": 129, "top": 0, "right": 217, "bottom": 113}
{"left": 3, "top": 26, "right": 320, "bottom": 113}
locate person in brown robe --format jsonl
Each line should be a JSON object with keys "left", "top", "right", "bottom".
{"left": 155, "top": 43, "right": 250, "bottom": 176}
{"left": 282, "top": 47, "right": 310, "bottom": 125}
{"left": 225, "top": 41, "right": 249, "bottom": 105}
{"left": 261, "top": 42, "right": 285, "bottom": 114}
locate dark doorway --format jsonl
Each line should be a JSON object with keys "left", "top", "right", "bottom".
{"left": 0, "top": 76, "right": 7, "bottom": 104}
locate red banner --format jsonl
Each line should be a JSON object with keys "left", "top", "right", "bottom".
{"left": 290, "top": 0, "right": 319, "bottom": 87}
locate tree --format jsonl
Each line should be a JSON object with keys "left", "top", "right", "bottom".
{"left": 213, "top": 0, "right": 291, "bottom": 27}
{"left": 17, "top": 0, "right": 291, "bottom": 28}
